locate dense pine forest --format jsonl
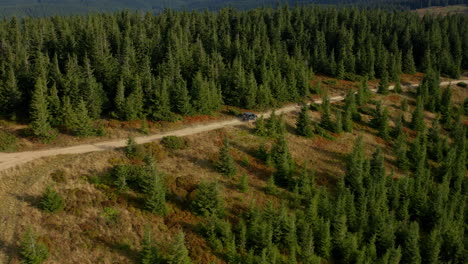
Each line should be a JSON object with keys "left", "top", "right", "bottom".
{"left": 0, "top": 0, "right": 466, "bottom": 17}
{"left": 0, "top": 5, "right": 466, "bottom": 139}
{"left": 0, "top": 4, "right": 467, "bottom": 264}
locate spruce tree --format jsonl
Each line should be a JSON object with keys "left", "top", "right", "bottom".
{"left": 411, "top": 97, "right": 426, "bottom": 132}
{"left": 401, "top": 98, "right": 409, "bottom": 112}
{"left": 238, "top": 173, "right": 249, "bottom": 193}
{"left": 378, "top": 69, "right": 390, "bottom": 95}
{"left": 143, "top": 159, "right": 167, "bottom": 215}
{"left": 255, "top": 116, "right": 268, "bottom": 137}
{"left": 335, "top": 111, "right": 343, "bottom": 134}
{"left": 30, "top": 76, "right": 54, "bottom": 139}
{"left": 40, "top": 187, "right": 64, "bottom": 213}
{"left": 439, "top": 86, "right": 452, "bottom": 126}
{"left": 73, "top": 99, "right": 94, "bottom": 137}
{"left": 167, "top": 231, "right": 192, "bottom": 264}
{"left": 60, "top": 96, "right": 78, "bottom": 133}
{"left": 0, "top": 66, "right": 21, "bottom": 119}
{"left": 140, "top": 228, "right": 159, "bottom": 264}
{"left": 320, "top": 91, "right": 333, "bottom": 131}
{"left": 378, "top": 108, "right": 390, "bottom": 140}
{"left": 403, "top": 47, "right": 416, "bottom": 74}
{"left": 47, "top": 83, "right": 61, "bottom": 126}
{"left": 394, "top": 80, "right": 402, "bottom": 94}
{"left": 296, "top": 106, "right": 313, "bottom": 138}
{"left": 216, "top": 137, "right": 237, "bottom": 177}
{"left": 190, "top": 181, "right": 224, "bottom": 217}
{"left": 20, "top": 228, "right": 49, "bottom": 264}
{"left": 402, "top": 222, "right": 422, "bottom": 264}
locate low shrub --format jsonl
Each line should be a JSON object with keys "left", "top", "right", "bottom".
{"left": 0, "top": 130, "right": 18, "bottom": 152}
{"left": 161, "top": 136, "right": 187, "bottom": 150}
{"left": 457, "top": 82, "right": 467, "bottom": 88}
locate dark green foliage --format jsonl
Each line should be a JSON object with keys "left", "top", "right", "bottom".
{"left": 167, "top": 232, "right": 192, "bottom": 264}
{"left": 394, "top": 80, "right": 402, "bottom": 94}
{"left": 456, "top": 82, "right": 467, "bottom": 88}
{"left": 378, "top": 70, "right": 390, "bottom": 95}
{"left": 140, "top": 228, "right": 159, "bottom": 264}
{"left": 411, "top": 97, "right": 426, "bottom": 132}
{"left": 20, "top": 228, "right": 49, "bottom": 264}
{"left": 216, "top": 137, "right": 237, "bottom": 177}
{"left": 254, "top": 116, "right": 268, "bottom": 137}
{"left": 0, "top": 5, "right": 464, "bottom": 129}
{"left": 265, "top": 175, "right": 278, "bottom": 195}
{"left": 191, "top": 181, "right": 224, "bottom": 217}
{"left": 334, "top": 111, "right": 343, "bottom": 134}
{"left": 39, "top": 187, "right": 64, "bottom": 213}
{"left": 296, "top": 106, "right": 313, "bottom": 138}
{"left": 142, "top": 158, "right": 167, "bottom": 215}
{"left": 125, "top": 136, "right": 138, "bottom": 158}
{"left": 0, "top": 130, "right": 18, "bottom": 152}
{"left": 29, "top": 77, "right": 54, "bottom": 139}
{"left": 161, "top": 136, "right": 187, "bottom": 150}
{"left": 320, "top": 91, "right": 333, "bottom": 131}
{"left": 402, "top": 222, "right": 422, "bottom": 264}
{"left": 238, "top": 174, "right": 249, "bottom": 193}
{"left": 371, "top": 102, "right": 390, "bottom": 140}
{"left": 140, "top": 119, "right": 150, "bottom": 135}
{"left": 401, "top": 98, "right": 408, "bottom": 112}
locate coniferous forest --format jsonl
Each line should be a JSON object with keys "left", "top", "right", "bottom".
{"left": 0, "top": 5, "right": 467, "bottom": 138}
{"left": 0, "top": 3, "right": 467, "bottom": 264}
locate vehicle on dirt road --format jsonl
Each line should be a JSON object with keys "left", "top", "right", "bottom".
{"left": 241, "top": 112, "right": 257, "bottom": 121}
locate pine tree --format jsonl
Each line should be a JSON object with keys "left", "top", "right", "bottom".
{"left": 143, "top": 158, "right": 167, "bottom": 215}
{"left": 335, "top": 111, "right": 343, "bottom": 134}
{"left": 439, "top": 86, "right": 452, "bottom": 126}
{"left": 411, "top": 97, "right": 426, "bottom": 132}
{"left": 394, "top": 80, "right": 403, "bottom": 94}
{"left": 140, "top": 119, "right": 150, "bottom": 135}
{"left": 314, "top": 218, "right": 331, "bottom": 258}
{"left": 296, "top": 106, "right": 313, "bottom": 138}
{"left": 125, "top": 136, "right": 138, "bottom": 158}
{"left": 73, "top": 99, "right": 94, "bottom": 137}
{"left": 60, "top": 96, "right": 78, "bottom": 133}
{"left": 356, "top": 78, "right": 370, "bottom": 106}
{"left": 0, "top": 66, "right": 21, "bottom": 119}
{"left": 114, "top": 78, "right": 126, "bottom": 119}
{"left": 402, "top": 222, "right": 422, "bottom": 264}
{"left": 255, "top": 116, "right": 268, "bottom": 137}
{"left": 378, "top": 69, "right": 390, "bottom": 95}
{"left": 392, "top": 113, "right": 404, "bottom": 139}
{"left": 265, "top": 175, "right": 278, "bottom": 195}
{"left": 238, "top": 173, "right": 249, "bottom": 193}
{"left": 140, "top": 228, "right": 159, "bottom": 264}
{"left": 378, "top": 107, "right": 390, "bottom": 140}
{"left": 190, "top": 181, "right": 224, "bottom": 217}
{"left": 320, "top": 91, "right": 333, "bottom": 131}
{"left": 401, "top": 98, "right": 409, "bottom": 112}
{"left": 20, "top": 228, "right": 49, "bottom": 264}
{"left": 47, "top": 83, "right": 61, "bottom": 126}
{"left": 403, "top": 47, "right": 416, "bottom": 74}
{"left": 40, "top": 187, "right": 64, "bottom": 213}
{"left": 30, "top": 76, "right": 54, "bottom": 139}
{"left": 216, "top": 137, "right": 237, "bottom": 177}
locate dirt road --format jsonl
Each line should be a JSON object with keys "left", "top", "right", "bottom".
{"left": 0, "top": 79, "right": 465, "bottom": 173}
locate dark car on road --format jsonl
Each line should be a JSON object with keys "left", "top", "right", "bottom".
{"left": 241, "top": 112, "right": 257, "bottom": 121}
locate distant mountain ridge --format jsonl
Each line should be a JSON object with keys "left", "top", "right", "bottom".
{"left": 0, "top": 0, "right": 465, "bottom": 17}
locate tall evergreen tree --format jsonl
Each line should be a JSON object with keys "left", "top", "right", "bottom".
{"left": 296, "top": 106, "right": 313, "bottom": 138}
{"left": 30, "top": 76, "right": 54, "bottom": 139}
{"left": 167, "top": 232, "right": 192, "bottom": 264}
{"left": 216, "top": 137, "right": 237, "bottom": 177}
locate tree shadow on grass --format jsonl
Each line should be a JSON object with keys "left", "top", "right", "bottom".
{"left": 174, "top": 153, "right": 215, "bottom": 172}
{"left": 13, "top": 193, "right": 41, "bottom": 209}
{"left": 95, "top": 236, "right": 139, "bottom": 262}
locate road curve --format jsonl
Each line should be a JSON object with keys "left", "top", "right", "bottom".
{"left": 0, "top": 79, "right": 466, "bottom": 173}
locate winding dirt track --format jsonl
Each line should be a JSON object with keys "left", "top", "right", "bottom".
{"left": 0, "top": 80, "right": 465, "bottom": 173}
